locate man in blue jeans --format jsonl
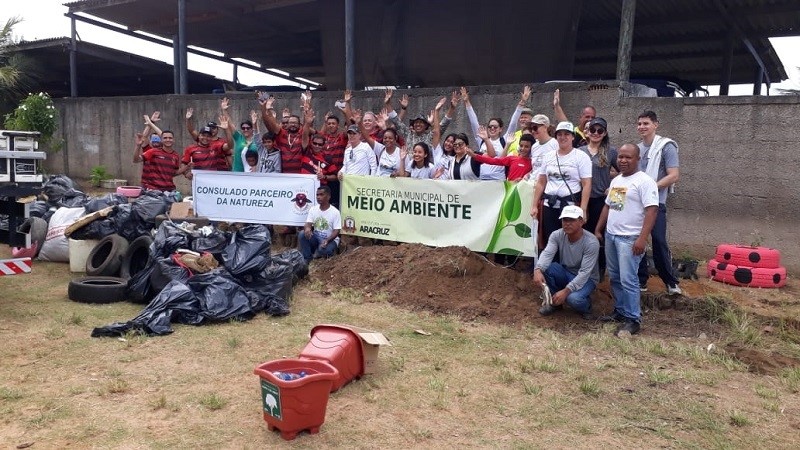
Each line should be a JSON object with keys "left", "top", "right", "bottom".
{"left": 298, "top": 186, "right": 341, "bottom": 263}
{"left": 595, "top": 144, "right": 659, "bottom": 336}
{"left": 534, "top": 205, "right": 599, "bottom": 320}
{"left": 636, "top": 110, "right": 681, "bottom": 295}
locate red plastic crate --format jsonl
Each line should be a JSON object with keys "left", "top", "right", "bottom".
{"left": 253, "top": 358, "right": 339, "bottom": 441}
{"left": 298, "top": 325, "right": 365, "bottom": 392}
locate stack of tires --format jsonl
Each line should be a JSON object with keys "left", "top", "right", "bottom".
{"left": 68, "top": 234, "right": 153, "bottom": 304}
{"left": 707, "top": 244, "right": 786, "bottom": 288}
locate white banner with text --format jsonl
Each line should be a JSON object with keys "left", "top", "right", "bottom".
{"left": 192, "top": 171, "right": 319, "bottom": 225}
{"left": 341, "top": 176, "right": 536, "bottom": 256}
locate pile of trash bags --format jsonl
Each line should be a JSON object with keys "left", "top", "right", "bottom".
{"left": 91, "top": 221, "right": 307, "bottom": 337}
{"left": 34, "top": 175, "right": 179, "bottom": 261}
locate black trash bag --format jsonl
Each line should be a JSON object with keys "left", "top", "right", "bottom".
{"left": 42, "top": 174, "right": 77, "bottom": 205}
{"left": 28, "top": 201, "right": 49, "bottom": 219}
{"left": 191, "top": 229, "right": 231, "bottom": 257}
{"left": 187, "top": 269, "right": 254, "bottom": 321}
{"left": 91, "top": 280, "right": 203, "bottom": 337}
{"left": 84, "top": 193, "right": 128, "bottom": 213}
{"left": 57, "top": 188, "right": 89, "bottom": 208}
{"left": 150, "top": 256, "right": 191, "bottom": 292}
{"left": 222, "top": 224, "right": 271, "bottom": 277}
{"left": 271, "top": 248, "right": 309, "bottom": 284}
{"left": 69, "top": 217, "right": 117, "bottom": 240}
{"left": 246, "top": 291, "right": 291, "bottom": 317}
{"left": 111, "top": 203, "right": 134, "bottom": 238}
{"left": 243, "top": 262, "right": 294, "bottom": 302}
{"left": 151, "top": 221, "right": 193, "bottom": 259}
{"left": 127, "top": 263, "right": 157, "bottom": 304}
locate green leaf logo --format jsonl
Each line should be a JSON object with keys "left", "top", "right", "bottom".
{"left": 503, "top": 187, "right": 521, "bottom": 222}
{"left": 514, "top": 223, "right": 532, "bottom": 238}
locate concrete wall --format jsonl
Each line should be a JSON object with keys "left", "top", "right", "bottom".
{"left": 48, "top": 82, "right": 800, "bottom": 272}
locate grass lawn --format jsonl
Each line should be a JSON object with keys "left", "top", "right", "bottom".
{"left": 1, "top": 247, "right": 799, "bottom": 448}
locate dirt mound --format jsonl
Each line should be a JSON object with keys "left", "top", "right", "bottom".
{"left": 312, "top": 244, "right": 717, "bottom": 338}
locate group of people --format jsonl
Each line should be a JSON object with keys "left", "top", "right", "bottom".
{"left": 131, "top": 87, "right": 682, "bottom": 336}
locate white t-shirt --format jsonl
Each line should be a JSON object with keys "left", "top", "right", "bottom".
{"left": 530, "top": 138, "right": 558, "bottom": 175}
{"left": 478, "top": 137, "right": 506, "bottom": 180}
{"left": 605, "top": 171, "right": 659, "bottom": 236}
{"left": 306, "top": 204, "right": 342, "bottom": 244}
{"left": 409, "top": 163, "right": 435, "bottom": 179}
{"left": 537, "top": 148, "right": 592, "bottom": 197}
{"left": 376, "top": 147, "right": 401, "bottom": 177}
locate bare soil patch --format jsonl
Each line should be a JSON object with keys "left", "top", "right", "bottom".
{"left": 314, "top": 243, "right": 800, "bottom": 372}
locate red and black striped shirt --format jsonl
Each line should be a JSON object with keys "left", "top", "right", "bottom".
{"left": 299, "top": 151, "right": 339, "bottom": 185}
{"left": 141, "top": 147, "right": 180, "bottom": 191}
{"left": 274, "top": 129, "right": 305, "bottom": 173}
{"left": 182, "top": 144, "right": 219, "bottom": 171}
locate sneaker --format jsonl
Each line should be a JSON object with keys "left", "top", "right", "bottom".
{"left": 667, "top": 284, "right": 682, "bottom": 296}
{"left": 639, "top": 284, "right": 648, "bottom": 293}
{"left": 598, "top": 312, "right": 624, "bottom": 323}
{"left": 580, "top": 311, "right": 594, "bottom": 321}
{"left": 538, "top": 304, "right": 558, "bottom": 316}
{"left": 615, "top": 320, "right": 641, "bottom": 336}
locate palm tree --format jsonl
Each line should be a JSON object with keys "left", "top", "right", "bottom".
{"left": 0, "top": 16, "right": 35, "bottom": 105}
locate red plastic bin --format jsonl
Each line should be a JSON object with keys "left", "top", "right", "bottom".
{"left": 298, "top": 325, "right": 365, "bottom": 392}
{"left": 253, "top": 358, "right": 339, "bottom": 441}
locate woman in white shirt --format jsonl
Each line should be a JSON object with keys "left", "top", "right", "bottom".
{"left": 398, "top": 142, "right": 441, "bottom": 179}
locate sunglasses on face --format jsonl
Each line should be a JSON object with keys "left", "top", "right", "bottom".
{"left": 487, "top": 124, "right": 500, "bottom": 129}
{"left": 454, "top": 142, "right": 466, "bottom": 148}
{"left": 241, "top": 126, "right": 252, "bottom": 130}
{"left": 588, "top": 128, "right": 605, "bottom": 135}
{"left": 312, "top": 141, "right": 325, "bottom": 146}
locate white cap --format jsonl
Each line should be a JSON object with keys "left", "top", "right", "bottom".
{"left": 555, "top": 121, "right": 575, "bottom": 134}
{"left": 559, "top": 205, "right": 584, "bottom": 220}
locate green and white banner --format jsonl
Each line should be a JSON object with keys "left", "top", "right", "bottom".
{"left": 341, "top": 176, "right": 536, "bottom": 256}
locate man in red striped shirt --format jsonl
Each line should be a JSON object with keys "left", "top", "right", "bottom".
{"left": 178, "top": 126, "right": 221, "bottom": 180}
{"left": 259, "top": 93, "right": 304, "bottom": 173}
{"left": 134, "top": 130, "right": 180, "bottom": 191}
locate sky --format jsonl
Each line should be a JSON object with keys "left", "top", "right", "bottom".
{"left": 4, "top": 1, "right": 800, "bottom": 95}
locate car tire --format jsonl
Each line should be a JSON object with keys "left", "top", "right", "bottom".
{"left": 119, "top": 235, "right": 153, "bottom": 279}
{"left": 86, "top": 234, "right": 129, "bottom": 277}
{"left": 68, "top": 276, "right": 128, "bottom": 303}
{"left": 707, "top": 259, "right": 787, "bottom": 288}
{"left": 715, "top": 244, "right": 781, "bottom": 269}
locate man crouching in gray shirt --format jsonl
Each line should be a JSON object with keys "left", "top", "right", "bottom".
{"left": 533, "top": 205, "right": 600, "bottom": 319}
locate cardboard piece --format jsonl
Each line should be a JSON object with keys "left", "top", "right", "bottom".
{"left": 313, "top": 324, "right": 392, "bottom": 375}
{"left": 169, "top": 202, "right": 194, "bottom": 218}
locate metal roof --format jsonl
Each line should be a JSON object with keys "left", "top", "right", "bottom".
{"left": 63, "top": 0, "right": 798, "bottom": 91}
{"left": 12, "top": 37, "right": 229, "bottom": 97}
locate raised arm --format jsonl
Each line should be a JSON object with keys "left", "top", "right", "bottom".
{"left": 461, "top": 86, "right": 481, "bottom": 145}
{"left": 133, "top": 132, "right": 145, "bottom": 163}
{"left": 396, "top": 146, "right": 409, "bottom": 177}
{"left": 439, "top": 90, "right": 458, "bottom": 135}
{"left": 553, "top": 89, "right": 568, "bottom": 123}
{"left": 506, "top": 86, "right": 530, "bottom": 138}
{"left": 145, "top": 111, "right": 163, "bottom": 136}
{"left": 302, "top": 107, "right": 315, "bottom": 149}
{"left": 397, "top": 94, "right": 409, "bottom": 122}
{"left": 386, "top": 89, "right": 411, "bottom": 141}
{"left": 220, "top": 114, "right": 234, "bottom": 168}
{"left": 258, "top": 92, "right": 281, "bottom": 134}
{"left": 431, "top": 98, "right": 445, "bottom": 149}
{"left": 185, "top": 107, "right": 198, "bottom": 140}
{"left": 250, "top": 110, "right": 260, "bottom": 134}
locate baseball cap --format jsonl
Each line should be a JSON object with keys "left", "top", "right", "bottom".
{"left": 199, "top": 126, "right": 213, "bottom": 135}
{"left": 409, "top": 114, "right": 431, "bottom": 127}
{"left": 531, "top": 114, "right": 550, "bottom": 126}
{"left": 559, "top": 205, "right": 584, "bottom": 220}
{"left": 346, "top": 124, "right": 360, "bottom": 133}
{"left": 555, "top": 121, "right": 575, "bottom": 134}
{"left": 150, "top": 135, "right": 162, "bottom": 143}
{"left": 520, "top": 107, "right": 534, "bottom": 116}
{"left": 206, "top": 121, "right": 218, "bottom": 128}
{"left": 588, "top": 117, "right": 608, "bottom": 130}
